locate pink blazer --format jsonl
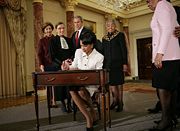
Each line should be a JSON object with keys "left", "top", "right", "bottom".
{"left": 151, "top": 0, "right": 180, "bottom": 63}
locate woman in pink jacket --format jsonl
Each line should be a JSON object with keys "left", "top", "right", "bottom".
{"left": 147, "top": 0, "right": 180, "bottom": 130}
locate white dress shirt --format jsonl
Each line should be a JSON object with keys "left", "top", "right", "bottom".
{"left": 70, "top": 48, "right": 104, "bottom": 70}
{"left": 70, "top": 48, "right": 104, "bottom": 96}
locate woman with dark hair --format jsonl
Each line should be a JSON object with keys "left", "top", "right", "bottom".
{"left": 147, "top": 0, "right": 180, "bottom": 130}
{"left": 49, "top": 22, "right": 73, "bottom": 112}
{"left": 38, "top": 22, "right": 54, "bottom": 72}
{"left": 61, "top": 31, "right": 104, "bottom": 131}
{"left": 37, "top": 22, "right": 58, "bottom": 107}
{"left": 148, "top": 0, "right": 180, "bottom": 120}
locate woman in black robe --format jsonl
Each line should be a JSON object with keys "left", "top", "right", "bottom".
{"left": 49, "top": 22, "right": 73, "bottom": 112}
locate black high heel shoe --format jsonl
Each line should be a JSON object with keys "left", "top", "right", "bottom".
{"left": 147, "top": 101, "right": 161, "bottom": 114}
{"left": 149, "top": 122, "right": 173, "bottom": 131}
{"left": 86, "top": 127, "right": 93, "bottom": 131}
{"left": 154, "top": 120, "right": 161, "bottom": 124}
{"left": 172, "top": 118, "right": 178, "bottom": 128}
{"left": 93, "top": 119, "right": 99, "bottom": 126}
{"left": 110, "top": 101, "right": 117, "bottom": 110}
{"left": 116, "top": 102, "right": 123, "bottom": 112}
{"left": 154, "top": 118, "right": 178, "bottom": 128}
{"left": 66, "top": 102, "right": 73, "bottom": 113}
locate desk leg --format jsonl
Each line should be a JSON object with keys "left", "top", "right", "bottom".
{"left": 101, "top": 93, "right": 107, "bottom": 131}
{"left": 107, "top": 91, "right": 111, "bottom": 128}
{"left": 47, "top": 86, "right": 51, "bottom": 124}
{"left": 34, "top": 86, "right": 39, "bottom": 131}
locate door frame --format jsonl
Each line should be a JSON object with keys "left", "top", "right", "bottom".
{"left": 129, "top": 29, "right": 152, "bottom": 79}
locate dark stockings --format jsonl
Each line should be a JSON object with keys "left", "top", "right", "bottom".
{"left": 110, "top": 85, "right": 123, "bottom": 111}
{"left": 170, "top": 91, "right": 177, "bottom": 123}
{"left": 158, "top": 89, "right": 173, "bottom": 129}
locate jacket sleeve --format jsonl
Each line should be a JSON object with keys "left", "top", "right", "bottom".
{"left": 156, "top": 2, "right": 174, "bottom": 54}
{"left": 120, "top": 32, "right": 128, "bottom": 65}
{"left": 48, "top": 37, "right": 61, "bottom": 66}
{"left": 37, "top": 39, "right": 44, "bottom": 66}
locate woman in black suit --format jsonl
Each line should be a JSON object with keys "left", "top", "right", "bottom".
{"left": 49, "top": 22, "right": 73, "bottom": 112}
{"left": 102, "top": 19, "right": 128, "bottom": 112}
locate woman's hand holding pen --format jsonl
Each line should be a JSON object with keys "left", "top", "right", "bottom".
{"left": 61, "top": 59, "right": 72, "bottom": 70}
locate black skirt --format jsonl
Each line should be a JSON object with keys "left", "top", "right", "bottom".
{"left": 109, "top": 68, "right": 125, "bottom": 86}
{"left": 152, "top": 60, "right": 180, "bottom": 91}
{"left": 69, "top": 86, "right": 82, "bottom": 91}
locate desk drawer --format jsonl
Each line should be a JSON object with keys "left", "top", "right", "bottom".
{"left": 36, "top": 72, "right": 100, "bottom": 86}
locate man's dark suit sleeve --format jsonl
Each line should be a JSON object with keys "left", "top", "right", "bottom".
{"left": 174, "top": 6, "right": 180, "bottom": 24}
{"left": 174, "top": 6, "right": 180, "bottom": 43}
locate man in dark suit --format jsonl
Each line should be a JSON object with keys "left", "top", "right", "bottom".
{"left": 71, "top": 16, "right": 90, "bottom": 54}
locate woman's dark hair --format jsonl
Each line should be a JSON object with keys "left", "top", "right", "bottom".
{"left": 80, "top": 31, "right": 97, "bottom": 45}
{"left": 42, "top": 22, "right": 54, "bottom": 33}
{"left": 55, "top": 22, "right": 64, "bottom": 29}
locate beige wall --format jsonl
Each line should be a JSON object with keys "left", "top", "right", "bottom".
{"left": 129, "top": 14, "right": 152, "bottom": 33}
{"left": 43, "top": 0, "right": 66, "bottom": 35}
{"left": 128, "top": 13, "right": 153, "bottom": 78}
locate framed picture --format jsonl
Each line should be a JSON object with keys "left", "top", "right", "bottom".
{"left": 84, "top": 19, "right": 96, "bottom": 33}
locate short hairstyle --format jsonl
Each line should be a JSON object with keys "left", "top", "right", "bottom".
{"left": 106, "top": 19, "right": 117, "bottom": 26}
{"left": 55, "top": 22, "right": 64, "bottom": 29}
{"left": 74, "top": 16, "right": 83, "bottom": 22}
{"left": 42, "top": 22, "right": 54, "bottom": 33}
{"left": 80, "top": 31, "right": 96, "bottom": 45}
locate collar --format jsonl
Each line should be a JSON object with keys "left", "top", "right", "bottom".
{"left": 77, "top": 26, "right": 84, "bottom": 36}
{"left": 82, "top": 48, "right": 96, "bottom": 57}
{"left": 103, "top": 30, "right": 119, "bottom": 41}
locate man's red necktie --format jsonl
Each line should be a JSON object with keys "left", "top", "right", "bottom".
{"left": 75, "top": 31, "right": 79, "bottom": 47}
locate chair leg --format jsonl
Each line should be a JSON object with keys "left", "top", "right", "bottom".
{"left": 73, "top": 101, "right": 77, "bottom": 121}
{"left": 97, "top": 92, "right": 101, "bottom": 120}
{"left": 97, "top": 102, "right": 101, "bottom": 120}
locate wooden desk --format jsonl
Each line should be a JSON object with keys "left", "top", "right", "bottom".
{"left": 32, "top": 69, "right": 111, "bottom": 131}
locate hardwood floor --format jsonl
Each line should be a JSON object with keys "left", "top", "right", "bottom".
{"left": 0, "top": 95, "right": 46, "bottom": 109}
